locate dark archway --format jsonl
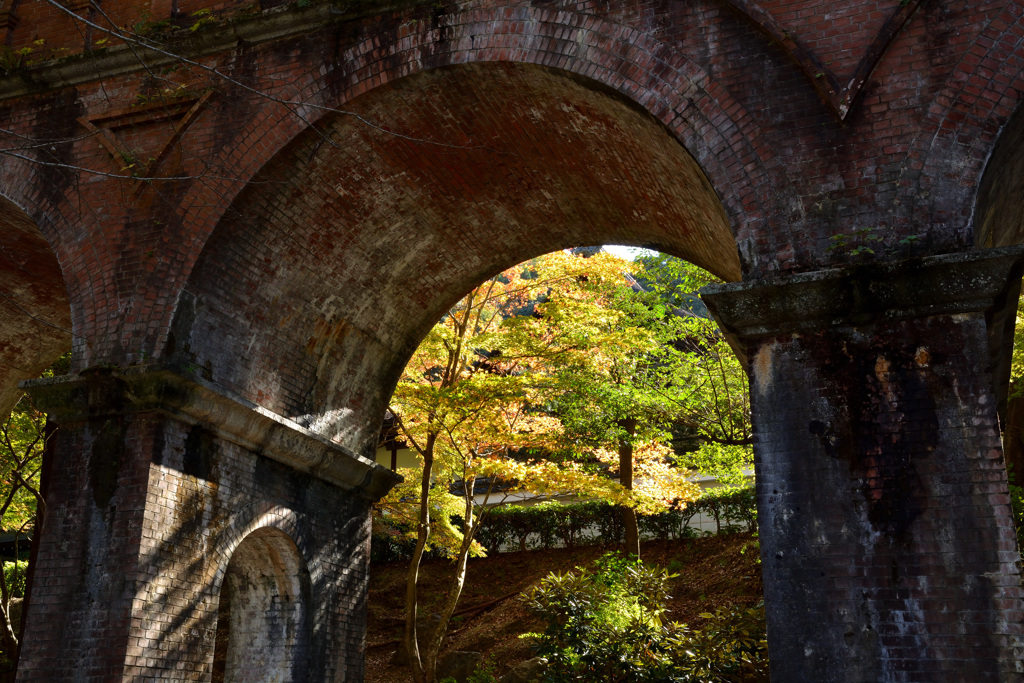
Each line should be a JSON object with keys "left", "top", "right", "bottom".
{"left": 974, "top": 102, "right": 1024, "bottom": 252}
{"left": 170, "top": 61, "right": 739, "bottom": 457}
{"left": 212, "top": 527, "right": 312, "bottom": 683}
{"left": 974, "top": 102, "right": 1024, "bottom": 482}
{"left": 0, "top": 194, "right": 70, "bottom": 419}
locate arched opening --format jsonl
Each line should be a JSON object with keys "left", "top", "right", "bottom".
{"left": 0, "top": 193, "right": 70, "bottom": 672}
{"left": 211, "top": 527, "right": 312, "bottom": 683}
{"left": 974, "top": 103, "right": 1024, "bottom": 251}
{"left": 373, "top": 245, "right": 751, "bottom": 486}
{"left": 974, "top": 103, "right": 1024, "bottom": 479}
{"left": 0, "top": 194, "right": 71, "bottom": 420}
{"left": 169, "top": 61, "right": 741, "bottom": 459}
{"left": 368, "top": 246, "right": 758, "bottom": 681}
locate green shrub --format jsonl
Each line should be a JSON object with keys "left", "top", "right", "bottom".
{"left": 2, "top": 561, "right": 27, "bottom": 599}
{"left": 467, "top": 658, "right": 500, "bottom": 683}
{"left": 666, "top": 604, "right": 768, "bottom": 682}
{"left": 522, "top": 554, "right": 767, "bottom": 682}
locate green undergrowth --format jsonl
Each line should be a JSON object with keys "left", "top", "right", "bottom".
{"left": 521, "top": 553, "right": 768, "bottom": 682}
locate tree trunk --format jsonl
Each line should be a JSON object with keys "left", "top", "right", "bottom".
{"left": 17, "top": 417, "right": 54, "bottom": 665}
{"left": 619, "top": 418, "right": 639, "bottom": 558}
{"left": 422, "top": 477, "right": 479, "bottom": 683}
{"left": 1003, "top": 387, "right": 1024, "bottom": 484}
{"left": 405, "top": 435, "right": 436, "bottom": 683}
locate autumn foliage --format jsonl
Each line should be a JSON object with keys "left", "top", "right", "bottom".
{"left": 380, "top": 252, "right": 749, "bottom": 683}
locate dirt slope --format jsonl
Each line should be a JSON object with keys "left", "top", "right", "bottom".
{"left": 366, "top": 533, "right": 763, "bottom": 682}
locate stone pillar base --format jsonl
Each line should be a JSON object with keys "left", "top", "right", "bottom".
{"left": 15, "top": 366, "right": 400, "bottom": 682}
{"left": 704, "top": 248, "right": 1024, "bottom": 682}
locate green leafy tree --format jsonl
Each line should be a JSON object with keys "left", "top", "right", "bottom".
{"left": 0, "top": 353, "right": 66, "bottom": 666}
{"left": 0, "top": 396, "right": 44, "bottom": 662}
{"left": 1003, "top": 293, "right": 1024, "bottom": 552}
{"left": 631, "top": 254, "right": 753, "bottom": 465}
{"left": 552, "top": 254, "right": 753, "bottom": 556}
{"left": 381, "top": 251, "right": 699, "bottom": 683}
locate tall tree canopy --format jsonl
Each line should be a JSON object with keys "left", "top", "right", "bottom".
{"left": 551, "top": 253, "right": 753, "bottom": 553}
{"left": 633, "top": 253, "right": 753, "bottom": 485}
{"left": 381, "top": 250, "right": 701, "bottom": 683}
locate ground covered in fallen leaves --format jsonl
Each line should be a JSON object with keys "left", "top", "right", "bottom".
{"left": 365, "top": 533, "right": 764, "bottom": 682}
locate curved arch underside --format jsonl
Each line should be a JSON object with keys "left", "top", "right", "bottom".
{"left": 973, "top": 99, "right": 1024, "bottom": 472}
{"left": 975, "top": 101, "right": 1024, "bottom": 250}
{"left": 213, "top": 527, "right": 311, "bottom": 683}
{"left": 0, "top": 195, "right": 70, "bottom": 418}
{"left": 173, "top": 62, "right": 738, "bottom": 453}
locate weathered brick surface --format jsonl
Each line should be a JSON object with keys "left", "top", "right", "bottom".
{"left": 17, "top": 373, "right": 375, "bottom": 682}
{"left": 752, "top": 315, "right": 1024, "bottom": 682}
{"left": 704, "top": 251, "right": 1024, "bottom": 682}
{"left": 16, "top": 411, "right": 154, "bottom": 681}
{"left": 1, "top": 1, "right": 1024, "bottom": 680}
{"left": 0, "top": 0, "right": 1020, "bottom": 374}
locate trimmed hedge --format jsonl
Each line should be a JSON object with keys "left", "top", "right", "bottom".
{"left": 371, "top": 486, "right": 756, "bottom": 563}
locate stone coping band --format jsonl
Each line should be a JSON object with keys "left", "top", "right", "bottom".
{"left": 0, "top": 1, "right": 418, "bottom": 100}
{"left": 701, "top": 245, "right": 1024, "bottom": 339}
{"left": 20, "top": 364, "right": 402, "bottom": 501}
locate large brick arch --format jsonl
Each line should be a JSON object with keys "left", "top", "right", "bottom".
{"left": 187, "top": 4, "right": 778, "bottom": 244}
{"left": 974, "top": 103, "right": 1024, "bottom": 251}
{"left": 171, "top": 60, "right": 746, "bottom": 454}
{"left": 161, "top": 4, "right": 782, "bottom": 364}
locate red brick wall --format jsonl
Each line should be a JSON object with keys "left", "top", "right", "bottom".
{"left": 18, "top": 411, "right": 372, "bottom": 681}
{"left": 753, "top": 314, "right": 1024, "bottom": 681}
{"left": 0, "top": 1, "right": 1017, "bottom": 378}
{"left": 3, "top": 2, "right": 1024, "bottom": 681}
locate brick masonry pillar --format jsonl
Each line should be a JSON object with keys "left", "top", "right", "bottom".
{"left": 14, "top": 366, "right": 400, "bottom": 682}
{"left": 704, "top": 248, "right": 1024, "bottom": 683}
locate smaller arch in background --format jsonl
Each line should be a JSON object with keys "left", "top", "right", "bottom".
{"left": 974, "top": 102, "right": 1024, "bottom": 251}
{"left": 907, "top": 1, "right": 1024, "bottom": 248}
{"left": 211, "top": 525, "right": 312, "bottom": 683}
{"left": 973, "top": 97, "right": 1024, "bottom": 485}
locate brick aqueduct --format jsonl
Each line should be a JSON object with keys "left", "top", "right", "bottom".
{"left": 0, "top": 0, "right": 1023, "bottom": 680}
